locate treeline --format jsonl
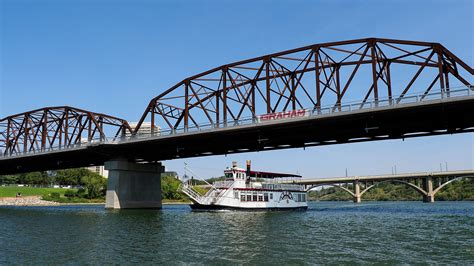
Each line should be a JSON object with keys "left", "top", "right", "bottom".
{"left": 161, "top": 175, "right": 187, "bottom": 201}
{"left": 0, "top": 170, "right": 194, "bottom": 202}
{"left": 308, "top": 178, "right": 474, "bottom": 201}
{"left": 161, "top": 176, "right": 221, "bottom": 201}
{"left": 0, "top": 168, "right": 104, "bottom": 186}
{"left": 0, "top": 169, "right": 107, "bottom": 200}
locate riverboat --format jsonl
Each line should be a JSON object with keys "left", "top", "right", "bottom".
{"left": 179, "top": 161, "right": 308, "bottom": 211}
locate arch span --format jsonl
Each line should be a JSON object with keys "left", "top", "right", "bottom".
{"left": 307, "top": 184, "right": 355, "bottom": 197}
{"left": 360, "top": 180, "right": 427, "bottom": 197}
{"left": 433, "top": 176, "right": 473, "bottom": 195}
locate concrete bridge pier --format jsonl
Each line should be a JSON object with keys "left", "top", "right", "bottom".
{"left": 353, "top": 180, "right": 361, "bottom": 203}
{"left": 422, "top": 176, "right": 435, "bottom": 203}
{"left": 105, "top": 159, "right": 164, "bottom": 209}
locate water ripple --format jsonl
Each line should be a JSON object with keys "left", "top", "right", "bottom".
{"left": 0, "top": 202, "right": 473, "bottom": 264}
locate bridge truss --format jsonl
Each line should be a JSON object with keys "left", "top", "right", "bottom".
{"left": 135, "top": 38, "right": 473, "bottom": 133}
{"left": 0, "top": 107, "right": 132, "bottom": 156}
{"left": 0, "top": 38, "right": 473, "bottom": 166}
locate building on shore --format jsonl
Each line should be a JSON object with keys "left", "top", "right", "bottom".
{"left": 85, "top": 165, "right": 108, "bottom": 178}
{"left": 128, "top": 122, "right": 160, "bottom": 136}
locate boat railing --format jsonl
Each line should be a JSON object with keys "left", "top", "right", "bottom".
{"left": 262, "top": 183, "right": 305, "bottom": 191}
{"left": 213, "top": 181, "right": 234, "bottom": 188}
{"left": 178, "top": 182, "right": 204, "bottom": 204}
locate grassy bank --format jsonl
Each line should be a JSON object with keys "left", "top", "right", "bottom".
{"left": 0, "top": 186, "right": 70, "bottom": 197}
{"left": 0, "top": 187, "right": 105, "bottom": 203}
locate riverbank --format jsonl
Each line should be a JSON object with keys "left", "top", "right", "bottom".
{"left": 0, "top": 196, "right": 191, "bottom": 206}
{"left": 0, "top": 196, "right": 59, "bottom": 206}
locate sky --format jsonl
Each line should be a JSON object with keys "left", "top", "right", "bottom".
{"left": 1, "top": 0, "right": 473, "bottom": 178}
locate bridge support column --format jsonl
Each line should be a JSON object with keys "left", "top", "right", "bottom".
{"left": 353, "top": 180, "right": 361, "bottom": 203}
{"left": 422, "top": 176, "right": 434, "bottom": 203}
{"left": 105, "top": 159, "right": 164, "bottom": 209}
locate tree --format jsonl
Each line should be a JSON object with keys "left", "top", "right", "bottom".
{"left": 55, "top": 168, "right": 90, "bottom": 186}
{"left": 81, "top": 172, "right": 107, "bottom": 199}
{"left": 161, "top": 175, "right": 186, "bottom": 200}
{"left": 18, "top": 172, "right": 50, "bottom": 186}
{"left": 0, "top": 175, "right": 19, "bottom": 184}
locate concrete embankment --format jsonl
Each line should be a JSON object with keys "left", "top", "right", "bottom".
{"left": 0, "top": 196, "right": 59, "bottom": 206}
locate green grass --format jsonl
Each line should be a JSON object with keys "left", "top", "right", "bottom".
{"left": 192, "top": 185, "right": 210, "bottom": 195}
{"left": 0, "top": 186, "right": 72, "bottom": 197}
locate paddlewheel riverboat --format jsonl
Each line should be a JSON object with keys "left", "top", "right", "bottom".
{"left": 179, "top": 161, "right": 308, "bottom": 211}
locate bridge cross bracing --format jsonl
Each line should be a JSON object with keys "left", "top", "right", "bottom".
{"left": 0, "top": 38, "right": 473, "bottom": 174}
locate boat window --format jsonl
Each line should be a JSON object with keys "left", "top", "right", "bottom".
{"left": 264, "top": 193, "right": 269, "bottom": 202}
{"left": 270, "top": 193, "right": 273, "bottom": 200}
{"left": 258, "top": 193, "right": 263, "bottom": 202}
{"left": 302, "top": 194, "right": 306, "bottom": 202}
{"left": 241, "top": 193, "right": 246, "bottom": 202}
{"left": 234, "top": 191, "right": 239, "bottom": 199}
{"left": 252, "top": 192, "right": 258, "bottom": 201}
{"left": 246, "top": 193, "right": 252, "bottom": 201}
{"left": 297, "top": 193, "right": 303, "bottom": 202}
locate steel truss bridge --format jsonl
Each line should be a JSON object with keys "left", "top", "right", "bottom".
{"left": 281, "top": 170, "right": 474, "bottom": 203}
{"left": 0, "top": 38, "right": 473, "bottom": 175}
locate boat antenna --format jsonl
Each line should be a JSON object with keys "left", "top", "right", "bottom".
{"left": 184, "top": 162, "right": 188, "bottom": 181}
{"left": 246, "top": 160, "right": 251, "bottom": 184}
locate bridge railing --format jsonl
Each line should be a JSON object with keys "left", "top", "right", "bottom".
{"left": 128, "top": 86, "right": 472, "bottom": 139}
{"left": 1, "top": 86, "right": 472, "bottom": 158}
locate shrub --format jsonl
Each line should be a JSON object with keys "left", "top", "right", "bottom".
{"left": 64, "top": 189, "right": 77, "bottom": 198}
{"left": 76, "top": 188, "right": 86, "bottom": 197}
{"left": 50, "top": 192, "right": 60, "bottom": 200}
{"left": 81, "top": 174, "right": 107, "bottom": 199}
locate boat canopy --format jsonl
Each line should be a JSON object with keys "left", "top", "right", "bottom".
{"left": 249, "top": 171, "right": 301, "bottom": 179}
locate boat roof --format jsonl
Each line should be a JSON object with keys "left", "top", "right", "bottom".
{"left": 224, "top": 166, "right": 301, "bottom": 178}
{"left": 249, "top": 170, "right": 301, "bottom": 179}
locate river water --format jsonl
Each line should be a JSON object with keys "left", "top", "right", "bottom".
{"left": 0, "top": 201, "right": 472, "bottom": 264}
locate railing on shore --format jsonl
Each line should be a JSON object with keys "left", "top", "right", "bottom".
{"left": 1, "top": 86, "right": 472, "bottom": 159}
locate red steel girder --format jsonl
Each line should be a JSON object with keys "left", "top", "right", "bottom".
{"left": 0, "top": 106, "right": 132, "bottom": 156}
{"left": 134, "top": 38, "right": 474, "bottom": 133}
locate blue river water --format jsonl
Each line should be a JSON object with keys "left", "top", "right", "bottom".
{"left": 0, "top": 201, "right": 473, "bottom": 264}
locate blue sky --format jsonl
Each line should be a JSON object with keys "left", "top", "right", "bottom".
{"left": 1, "top": 0, "right": 473, "bottom": 178}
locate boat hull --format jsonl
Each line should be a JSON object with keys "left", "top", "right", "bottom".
{"left": 189, "top": 203, "right": 308, "bottom": 211}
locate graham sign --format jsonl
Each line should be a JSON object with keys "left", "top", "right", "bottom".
{"left": 258, "top": 109, "right": 309, "bottom": 122}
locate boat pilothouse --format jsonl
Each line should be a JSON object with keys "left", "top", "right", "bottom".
{"left": 179, "top": 161, "right": 308, "bottom": 211}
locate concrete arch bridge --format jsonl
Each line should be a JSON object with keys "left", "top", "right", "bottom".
{"left": 288, "top": 170, "right": 474, "bottom": 203}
